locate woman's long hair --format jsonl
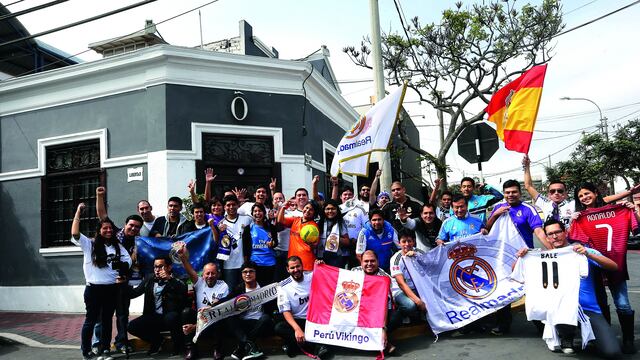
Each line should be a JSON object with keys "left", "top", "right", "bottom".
{"left": 250, "top": 203, "right": 272, "bottom": 231}
{"left": 574, "top": 182, "right": 607, "bottom": 211}
{"left": 317, "top": 199, "right": 344, "bottom": 236}
{"left": 92, "top": 218, "right": 119, "bottom": 268}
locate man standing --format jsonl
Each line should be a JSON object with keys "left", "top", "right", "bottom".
{"left": 429, "top": 178, "right": 453, "bottom": 221}
{"left": 218, "top": 194, "right": 253, "bottom": 290}
{"left": 128, "top": 256, "right": 188, "bottom": 356}
{"left": 356, "top": 209, "right": 399, "bottom": 273}
{"left": 150, "top": 197, "right": 189, "bottom": 237}
{"left": 384, "top": 181, "right": 422, "bottom": 231}
{"left": 238, "top": 185, "right": 271, "bottom": 216}
{"left": 178, "top": 246, "right": 228, "bottom": 360}
{"left": 436, "top": 194, "right": 486, "bottom": 245}
{"left": 137, "top": 200, "right": 156, "bottom": 237}
{"left": 399, "top": 203, "right": 442, "bottom": 251}
{"left": 331, "top": 177, "right": 368, "bottom": 266}
{"left": 459, "top": 177, "right": 503, "bottom": 224}
{"left": 275, "top": 256, "right": 328, "bottom": 359}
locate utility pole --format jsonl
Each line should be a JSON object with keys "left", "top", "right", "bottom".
{"left": 369, "top": 0, "right": 392, "bottom": 191}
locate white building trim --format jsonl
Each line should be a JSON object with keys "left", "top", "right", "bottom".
{"left": 0, "top": 45, "right": 357, "bottom": 130}
{"left": 0, "top": 128, "right": 147, "bottom": 182}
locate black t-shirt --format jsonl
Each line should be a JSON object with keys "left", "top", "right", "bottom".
{"left": 384, "top": 198, "right": 422, "bottom": 231}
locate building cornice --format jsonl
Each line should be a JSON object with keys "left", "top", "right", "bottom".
{"left": 0, "top": 45, "right": 357, "bottom": 131}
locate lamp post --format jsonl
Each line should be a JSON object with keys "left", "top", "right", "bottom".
{"left": 559, "top": 97, "right": 608, "bottom": 141}
{"left": 559, "top": 96, "right": 613, "bottom": 192}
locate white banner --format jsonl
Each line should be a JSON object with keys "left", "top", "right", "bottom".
{"left": 330, "top": 84, "right": 407, "bottom": 176}
{"left": 194, "top": 283, "right": 278, "bottom": 342}
{"left": 404, "top": 215, "right": 527, "bottom": 334}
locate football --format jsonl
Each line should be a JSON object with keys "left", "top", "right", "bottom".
{"left": 300, "top": 224, "right": 320, "bottom": 245}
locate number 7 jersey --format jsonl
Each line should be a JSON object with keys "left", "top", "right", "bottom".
{"left": 511, "top": 247, "right": 588, "bottom": 326}
{"left": 569, "top": 204, "right": 638, "bottom": 284}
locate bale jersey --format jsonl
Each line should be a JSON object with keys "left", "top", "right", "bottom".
{"left": 569, "top": 204, "right": 638, "bottom": 284}
{"left": 277, "top": 272, "right": 313, "bottom": 319}
{"left": 511, "top": 246, "right": 588, "bottom": 326}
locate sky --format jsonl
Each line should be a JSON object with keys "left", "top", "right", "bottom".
{"left": 7, "top": 0, "right": 640, "bottom": 188}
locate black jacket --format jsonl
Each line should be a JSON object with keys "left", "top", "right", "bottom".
{"left": 129, "top": 274, "right": 188, "bottom": 315}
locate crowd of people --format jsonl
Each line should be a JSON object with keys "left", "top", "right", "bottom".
{"left": 70, "top": 158, "right": 640, "bottom": 360}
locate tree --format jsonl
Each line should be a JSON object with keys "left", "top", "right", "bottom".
{"left": 344, "top": 0, "right": 563, "bottom": 188}
{"left": 545, "top": 119, "right": 640, "bottom": 194}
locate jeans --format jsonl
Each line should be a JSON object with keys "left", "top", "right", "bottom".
{"left": 81, "top": 284, "right": 117, "bottom": 356}
{"left": 388, "top": 292, "right": 419, "bottom": 332}
{"left": 556, "top": 310, "right": 621, "bottom": 358}
{"left": 92, "top": 283, "right": 130, "bottom": 349}
{"left": 228, "top": 313, "right": 273, "bottom": 343}
{"left": 609, "top": 280, "right": 633, "bottom": 315}
{"left": 128, "top": 311, "right": 184, "bottom": 351}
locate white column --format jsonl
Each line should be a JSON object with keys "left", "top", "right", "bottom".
{"left": 147, "top": 151, "right": 196, "bottom": 214}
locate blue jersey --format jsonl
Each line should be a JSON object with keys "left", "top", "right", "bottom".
{"left": 437, "top": 214, "right": 484, "bottom": 242}
{"left": 490, "top": 202, "right": 542, "bottom": 248}
{"left": 453, "top": 184, "right": 503, "bottom": 224}
{"left": 248, "top": 224, "right": 276, "bottom": 266}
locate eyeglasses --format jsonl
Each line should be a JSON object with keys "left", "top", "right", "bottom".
{"left": 546, "top": 230, "right": 564, "bottom": 238}
{"left": 153, "top": 264, "right": 167, "bottom": 269}
{"left": 241, "top": 270, "right": 256, "bottom": 275}
{"left": 549, "top": 189, "right": 565, "bottom": 194}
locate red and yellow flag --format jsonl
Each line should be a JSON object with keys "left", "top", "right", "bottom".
{"left": 485, "top": 64, "right": 547, "bottom": 153}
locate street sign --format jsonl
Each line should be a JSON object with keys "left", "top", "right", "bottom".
{"left": 457, "top": 122, "right": 499, "bottom": 164}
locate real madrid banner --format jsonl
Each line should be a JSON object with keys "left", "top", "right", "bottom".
{"left": 194, "top": 283, "right": 278, "bottom": 343}
{"left": 330, "top": 83, "right": 407, "bottom": 177}
{"left": 405, "top": 215, "right": 527, "bottom": 334}
{"left": 136, "top": 228, "right": 215, "bottom": 279}
{"left": 305, "top": 264, "right": 390, "bottom": 351}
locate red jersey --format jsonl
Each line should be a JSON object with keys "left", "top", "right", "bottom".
{"left": 569, "top": 204, "right": 638, "bottom": 283}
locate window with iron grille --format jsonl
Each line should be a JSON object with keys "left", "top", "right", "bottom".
{"left": 41, "top": 140, "right": 103, "bottom": 247}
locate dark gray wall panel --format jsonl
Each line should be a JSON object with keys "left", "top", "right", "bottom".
{"left": 104, "top": 165, "right": 148, "bottom": 226}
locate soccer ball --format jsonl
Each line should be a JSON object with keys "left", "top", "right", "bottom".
{"left": 300, "top": 224, "right": 320, "bottom": 245}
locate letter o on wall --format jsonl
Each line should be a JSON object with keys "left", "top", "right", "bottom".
{"left": 231, "top": 95, "right": 248, "bottom": 121}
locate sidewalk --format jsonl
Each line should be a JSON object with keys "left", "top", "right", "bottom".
{"left": 0, "top": 311, "right": 83, "bottom": 349}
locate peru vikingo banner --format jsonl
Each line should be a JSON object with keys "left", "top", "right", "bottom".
{"left": 305, "top": 264, "right": 390, "bottom": 350}
{"left": 404, "top": 215, "right": 527, "bottom": 334}
{"left": 486, "top": 64, "right": 547, "bottom": 153}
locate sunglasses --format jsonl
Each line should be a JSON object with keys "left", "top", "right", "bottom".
{"left": 549, "top": 189, "right": 565, "bottom": 194}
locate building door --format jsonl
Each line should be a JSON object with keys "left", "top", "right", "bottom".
{"left": 196, "top": 133, "right": 279, "bottom": 200}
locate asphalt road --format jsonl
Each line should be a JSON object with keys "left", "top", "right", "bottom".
{"left": 2, "top": 251, "right": 640, "bottom": 360}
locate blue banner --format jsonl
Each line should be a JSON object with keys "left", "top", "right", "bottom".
{"left": 136, "top": 228, "right": 216, "bottom": 279}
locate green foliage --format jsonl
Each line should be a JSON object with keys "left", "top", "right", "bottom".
{"left": 545, "top": 120, "right": 640, "bottom": 190}
{"left": 181, "top": 193, "right": 206, "bottom": 221}
{"left": 344, "top": 0, "right": 564, "bottom": 184}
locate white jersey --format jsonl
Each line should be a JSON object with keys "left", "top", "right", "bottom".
{"left": 511, "top": 246, "right": 588, "bottom": 326}
{"left": 72, "top": 234, "right": 131, "bottom": 285}
{"left": 534, "top": 195, "right": 575, "bottom": 228}
{"left": 340, "top": 203, "right": 368, "bottom": 240}
{"left": 220, "top": 215, "right": 253, "bottom": 269}
{"left": 193, "top": 278, "right": 229, "bottom": 310}
{"left": 277, "top": 272, "right": 313, "bottom": 319}
{"left": 389, "top": 249, "right": 424, "bottom": 296}
{"left": 238, "top": 201, "right": 271, "bottom": 217}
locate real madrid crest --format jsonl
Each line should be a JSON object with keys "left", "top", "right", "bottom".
{"left": 448, "top": 243, "right": 497, "bottom": 300}
{"left": 333, "top": 280, "right": 360, "bottom": 313}
{"left": 221, "top": 235, "right": 231, "bottom": 247}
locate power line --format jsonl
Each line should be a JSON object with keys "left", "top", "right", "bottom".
{"left": 552, "top": 0, "right": 640, "bottom": 38}
{"left": 2, "top": 0, "right": 221, "bottom": 80}
{"left": 0, "top": 0, "right": 68, "bottom": 21}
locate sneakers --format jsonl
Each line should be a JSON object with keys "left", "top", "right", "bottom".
{"left": 231, "top": 345, "right": 245, "bottom": 360}
{"left": 282, "top": 344, "right": 296, "bottom": 358}
{"left": 96, "top": 351, "right": 114, "bottom": 360}
{"left": 116, "top": 343, "right": 133, "bottom": 354}
{"left": 82, "top": 353, "right": 96, "bottom": 360}
{"left": 242, "top": 341, "right": 264, "bottom": 360}
{"left": 490, "top": 326, "right": 508, "bottom": 336}
{"left": 561, "top": 338, "right": 575, "bottom": 354}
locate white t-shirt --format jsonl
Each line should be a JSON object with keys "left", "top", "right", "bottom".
{"left": 72, "top": 234, "right": 131, "bottom": 285}
{"left": 534, "top": 195, "right": 575, "bottom": 228}
{"left": 511, "top": 246, "right": 588, "bottom": 326}
{"left": 275, "top": 208, "right": 302, "bottom": 252}
{"left": 193, "top": 277, "right": 229, "bottom": 310}
{"left": 220, "top": 215, "right": 253, "bottom": 269}
{"left": 389, "top": 248, "right": 424, "bottom": 296}
{"left": 277, "top": 272, "right": 312, "bottom": 319}
{"left": 242, "top": 284, "right": 264, "bottom": 320}
{"left": 140, "top": 220, "right": 155, "bottom": 237}
{"left": 340, "top": 203, "right": 369, "bottom": 241}
{"left": 238, "top": 201, "right": 272, "bottom": 217}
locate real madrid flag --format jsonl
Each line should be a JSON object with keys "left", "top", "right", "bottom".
{"left": 330, "top": 83, "right": 407, "bottom": 177}
{"left": 305, "top": 264, "right": 389, "bottom": 350}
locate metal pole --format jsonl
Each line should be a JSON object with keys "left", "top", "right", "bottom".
{"left": 369, "top": 0, "right": 392, "bottom": 191}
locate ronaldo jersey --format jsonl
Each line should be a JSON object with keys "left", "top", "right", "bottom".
{"left": 511, "top": 246, "right": 588, "bottom": 326}
{"left": 569, "top": 204, "right": 638, "bottom": 284}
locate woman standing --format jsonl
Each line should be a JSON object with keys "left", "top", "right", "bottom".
{"left": 316, "top": 199, "right": 350, "bottom": 268}
{"left": 71, "top": 203, "right": 131, "bottom": 360}
{"left": 573, "top": 182, "right": 640, "bottom": 354}
{"left": 277, "top": 200, "right": 319, "bottom": 271}
{"left": 242, "top": 203, "right": 278, "bottom": 285}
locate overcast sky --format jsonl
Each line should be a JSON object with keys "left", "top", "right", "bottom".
{"left": 8, "top": 0, "right": 640, "bottom": 187}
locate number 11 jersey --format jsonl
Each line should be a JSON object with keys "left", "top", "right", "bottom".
{"left": 511, "top": 246, "right": 588, "bottom": 326}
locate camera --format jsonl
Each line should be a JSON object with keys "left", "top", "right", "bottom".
{"left": 111, "top": 259, "right": 130, "bottom": 277}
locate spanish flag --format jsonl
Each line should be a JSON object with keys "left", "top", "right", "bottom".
{"left": 485, "top": 64, "right": 547, "bottom": 153}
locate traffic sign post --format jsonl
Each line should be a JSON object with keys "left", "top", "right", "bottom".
{"left": 457, "top": 123, "right": 499, "bottom": 182}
